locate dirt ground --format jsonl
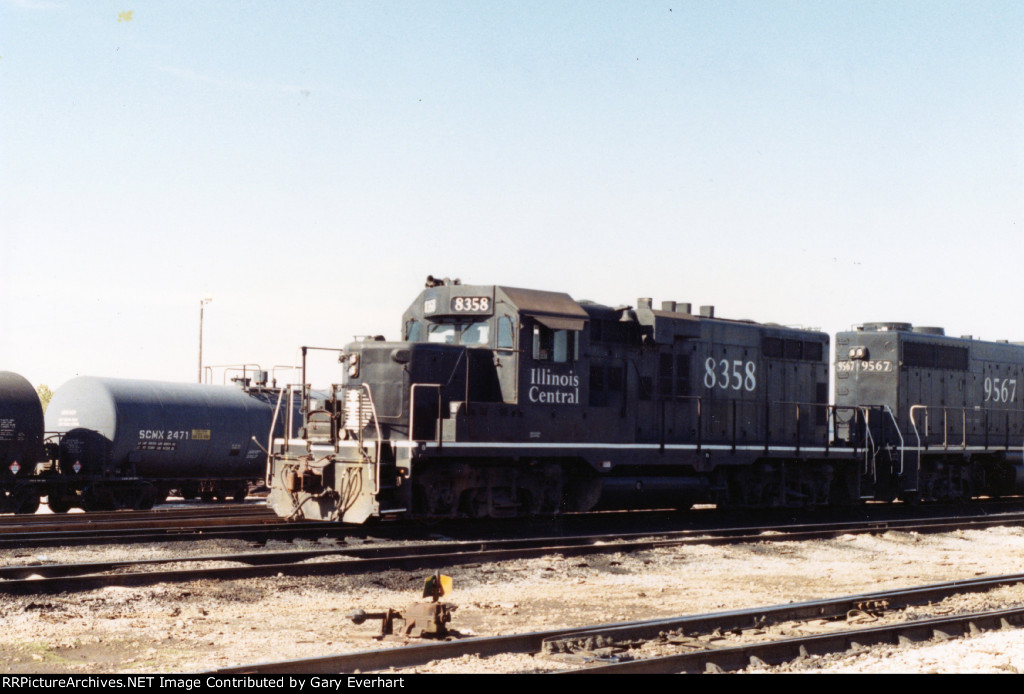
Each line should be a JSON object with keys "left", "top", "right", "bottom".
{"left": 4, "top": 524, "right": 1024, "bottom": 673}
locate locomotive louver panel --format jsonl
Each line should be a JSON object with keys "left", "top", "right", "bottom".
{"left": 763, "top": 337, "right": 826, "bottom": 362}
{"left": 590, "top": 319, "right": 639, "bottom": 345}
{"left": 902, "top": 341, "right": 969, "bottom": 371}
{"left": 343, "top": 389, "right": 373, "bottom": 433}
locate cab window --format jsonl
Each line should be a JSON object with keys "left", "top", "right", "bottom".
{"left": 533, "top": 325, "right": 577, "bottom": 362}
{"left": 427, "top": 321, "right": 490, "bottom": 346}
{"left": 461, "top": 322, "right": 490, "bottom": 345}
{"left": 497, "top": 316, "right": 515, "bottom": 349}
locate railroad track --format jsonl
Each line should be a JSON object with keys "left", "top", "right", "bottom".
{"left": 0, "top": 503, "right": 272, "bottom": 528}
{"left": 6, "top": 511, "right": 1024, "bottom": 594}
{"left": 4, "top": 499, "right": 1024, "bottom": 549}
{"left": 211, "top": 572, "right": 1024, "bottom": 674}
{"left": 0, "top": 521, "right": 354, "bottom": 550}
{"left": 0, "top": 503, "right": 352, "bottom": 549}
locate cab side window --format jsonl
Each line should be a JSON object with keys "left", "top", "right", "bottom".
{"left": 497, "top": 316, "right": 515, "bottom": 350}
{"left": 533, "top": 324, "right": 577, "bottom": 362}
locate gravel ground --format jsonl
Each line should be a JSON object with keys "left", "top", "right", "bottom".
{"left": 4, "top": 524, "right": 1024, "bottom": 673}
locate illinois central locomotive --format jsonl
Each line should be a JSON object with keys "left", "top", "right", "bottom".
{"left": 835, "top": 323, "right": 1024, "bottom": 503}
{"left": 269, "top": 277, "right": 889, "bottom": 523}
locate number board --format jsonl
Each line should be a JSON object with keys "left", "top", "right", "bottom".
{"left": 449, "top": 296, "right": 492, "bottom": 314}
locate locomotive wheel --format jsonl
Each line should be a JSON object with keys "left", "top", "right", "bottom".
{"left": 233, "top": 484, "right": 248, "bottom": 502}
{"left": 179, "top": 483, "right": 200, "bottom": 500}
{"left": 46, "top": 495, "right": 73, "bottom": 514}
{"left": 15, "top": 490, "right": 41, "bottom": 515}
{"left": 459, "top": 489, "right": 489, "bottom": 518}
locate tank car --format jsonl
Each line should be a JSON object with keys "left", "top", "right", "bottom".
{"left": 268, "top": 277, "right": 867, "bottom": 522}
{"left": 0, "top": 371, "right": 46, "bottom": 514}
{"left": 44, "top": 376, "right": 279, "bottom": 511}
{"left": 835, "top": 323, "right": 1024, "bottom": 503}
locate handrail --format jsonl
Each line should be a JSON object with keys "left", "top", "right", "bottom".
{"left": 265, "top": 385, "right": 289, "bottom": 488}
{"left": 662, "top": 396, "right": 837, "bottom": 453}
{"left": 356, "top": 383, "right": 384, "bottom": 495}
{"left": 858, "top": 407, "right": 875, "bottom": 479}
{"left": 288, "top": 386, "right": 297, "bottom": 445}
{"left": 794, "top": 402, "right": 801, "bottom": 455}
{"left": 768, "top": 400, "right": 831, "bottom": 454}
{"left": 910, "top": 404, "right": 1024, "bottom": 452}
{"left": 883, "top": 405, "right": 905, "bottom": 476}
{"left": 831, "top": 405, "right": 874, "bottom": 476}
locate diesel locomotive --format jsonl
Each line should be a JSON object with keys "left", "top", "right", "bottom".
{"left": 266, "top": 277, "right": 1024, "bottom": 523}
{"left": 835, "top": 323, "right": 1024, "bottom": 503}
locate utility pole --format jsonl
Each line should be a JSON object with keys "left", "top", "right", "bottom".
{"left": 198, "top": 297, "right": 212, "bottom": 382}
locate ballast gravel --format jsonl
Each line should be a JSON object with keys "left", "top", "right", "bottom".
{"left": 4, "top": 521, "right": 1024, "bottom": 673}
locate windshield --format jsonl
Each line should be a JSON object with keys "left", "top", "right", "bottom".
{"left": 427, "top": 321, "right": 491, "bottom": 346}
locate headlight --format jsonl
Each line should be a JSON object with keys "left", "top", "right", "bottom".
{"left": 347, "top": 353, "right": 360, "bottom": 378}
{"left": 848, "top": 346, "right": 869, "bottom": 360}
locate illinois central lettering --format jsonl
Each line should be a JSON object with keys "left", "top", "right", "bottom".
{"left": 528, "top": 368, "right": 580, "bottom": 404}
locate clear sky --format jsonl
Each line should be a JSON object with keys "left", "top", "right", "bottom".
{"left": 2, "top": 1, "right": 1022, "bottom": 390}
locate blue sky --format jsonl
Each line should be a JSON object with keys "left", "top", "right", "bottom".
{"left": 2, "top": 1, "right": 1022, "bottom": 388}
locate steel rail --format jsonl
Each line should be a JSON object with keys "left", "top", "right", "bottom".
{"left": 565, "top": 606, "right": 1024, "bottom": 674}
{"left": 0, "top": 520, "right": 351, "bottom": 550}
{"left": 8, "top": 513, "right": 1024, "bottom": 594}
{"left": 0, "top": 507, "right": 275, "bottom": 532}
{"left": 210, "top": 572, "right": 1024, "bottom": 674}
{"left": 0, "top": 504, "right": 268, "bottom": 524}
{"left": 6, "top": 499, "right": 1024, "bottom": 548}
{"left": 7, "top": 504, "right": 1024, "bottom": 551}
{"left": 6, "top": 510, "right": 1024, "bottom": 582}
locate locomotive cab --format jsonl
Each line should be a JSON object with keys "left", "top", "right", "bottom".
{"left": 267, "top": 278, "right": 595, "bottom": 522}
